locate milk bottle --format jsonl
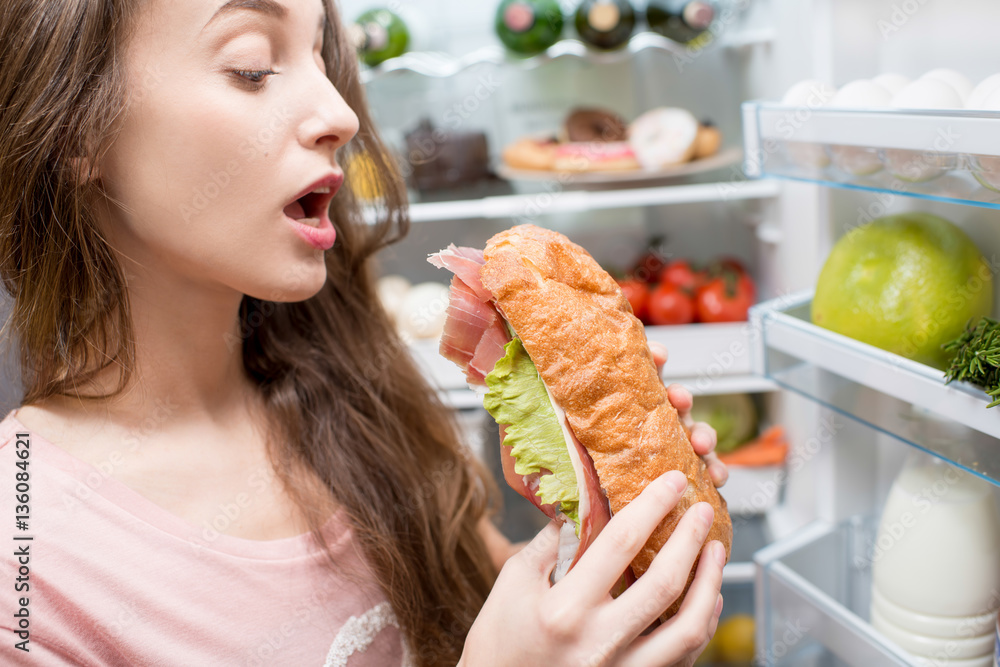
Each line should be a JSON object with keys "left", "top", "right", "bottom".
{"left": 871, "top": 452, "right": 1000, "bottom": 667}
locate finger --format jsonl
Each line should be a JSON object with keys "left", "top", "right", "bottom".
{"left": 509, "top": 519, "right": 563, "bottom": 581}
{"left": 649, "top": 342, "right": 668, "bottom": 370}
{"left": 554, "top": 471, "right": 688, "bottom": 607}
{"left": 666, "top": 384, "right": 693, "bottom": 418}
{"left": 703, "top": 453, "right": 729, "bottom": 487}
{"left": 689, "top": 422, "right": 717, "bottom": 456}
{"left": 608, "top": 502, "right": 715, "bottom": 631}
{"left": 616, "top": 540, "right": 726, "bottom": 667}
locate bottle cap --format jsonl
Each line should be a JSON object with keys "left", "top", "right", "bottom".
{"left": 589, "top": 3, "right": 621, "bottom": 32}
{"left": 684, "top": 2, "right": 715, "bottom": 30}
{"left": 504, "top": 2, "right": 536, "bottom": 33}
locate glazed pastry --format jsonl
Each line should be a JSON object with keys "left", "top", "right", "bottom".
{"left": 628, "top": 107, "right": 700, "bottom": 169}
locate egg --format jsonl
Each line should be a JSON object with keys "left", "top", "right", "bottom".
{"left": 826, "top": 80, "right": 892, "bottom": 177}
{"left": 967, "top": 73, "right": 1000, "bottom": 109}
{"left": 872, "top": 73, "right": 911, "bottom": 96}
{"left": 778, "top": 80, "right": 837, "bottom": 171}
{"left": 830, "top": 80, "right": 893, "bottom": 108}
{"left": 882, "top": 79, "right": 963, "bottom": 183}
{"left": 920, "top": 68, "right": 974, "bottom": 104}
{"left": 891, "top": 78, "right": 964, "bottom": 109}
{"left": 376, "top": 274, "right": 411, "bottom": 324}
{"left": 781, "top": 79, "right": 838, "bottom": 106}
{"left": 397, "top": 282, "right": 450, "bottom": 339}
{"left": 970, "top": 87, "right": 1000, "bottom": 191}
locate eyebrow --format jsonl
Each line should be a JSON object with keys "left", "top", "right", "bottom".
{"left": 204, "top": 0, "right": 289, "bottom": 30}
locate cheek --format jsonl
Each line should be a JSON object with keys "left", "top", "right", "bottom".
{"left": 104, "top": 80, "right": 292, "bottom": 243}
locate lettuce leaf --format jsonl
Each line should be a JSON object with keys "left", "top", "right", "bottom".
{"left": 483, "top": 338, "right": 580, "bottom": 529}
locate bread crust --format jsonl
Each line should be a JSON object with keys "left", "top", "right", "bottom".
{"left": 480, "top": 224, "right": 732, "bottom": 618}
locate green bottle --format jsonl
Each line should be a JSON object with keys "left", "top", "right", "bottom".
{"left": 646, "top": 0, "right": 715, "bottom": 45}
{"left": 350, "top": 9, "right": 410, "bottom": 67}
{"left": 574, "top": 0, "right": 636, "bottom": 51}
{"left": 495, "top": 0, "right": 564, "bottom": 56}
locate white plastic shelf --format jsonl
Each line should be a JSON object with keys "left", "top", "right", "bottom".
{"left": 742, "top": 101, "right": 1000, "bottom": 210}
{"left": 750, "top": 291, "right": 1000, "bottom": 488}
{"left": 410, "top": 321, "right": 776, "bottom": 399}
{"left": 373, "top": 179, "right": 778, "bottom": 225}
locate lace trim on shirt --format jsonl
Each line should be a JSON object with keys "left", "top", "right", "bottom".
{"left": 323, "top": 602, "right": 415, "bottom": 667}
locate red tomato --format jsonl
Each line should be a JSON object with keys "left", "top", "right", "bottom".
{"left": 648, "top": 282, "right": 695, "bottom": 325}
{"left": 617, "top": 279, "right": 650, "bottom": 322}
{"left": 712, "top": 256, "right": 748, "bottom": 277}
{"left": 696, "top": 271, "right": 756, "bottom": 323}
{"left": 660, "top": 260, "right": 702, "bottom": 292}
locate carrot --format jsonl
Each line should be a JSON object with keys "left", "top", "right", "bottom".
{"left": 718, "top": 426, "right": 789, "bottom": 466}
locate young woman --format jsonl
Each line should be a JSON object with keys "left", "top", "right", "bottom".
{"left": 0, "top": 0, "right": 729, "bottom": 665}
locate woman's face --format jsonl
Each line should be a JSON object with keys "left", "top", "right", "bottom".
{"left": 98, "top": 0, "right": 359, "bottom": 302}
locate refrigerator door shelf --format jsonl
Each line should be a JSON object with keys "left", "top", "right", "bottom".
{"left": 754, "top": 515, "right": 917, "bottom": 667}
{"left": 749, "top": 292, "right": 1000, "bottom": 489}
{"left": 741, "top": 102, "right": 1000, "bottom": 211}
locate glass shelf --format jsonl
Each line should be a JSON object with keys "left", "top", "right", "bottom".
{"left": 359, "top": 26, "right": 773, "bottom": 84}
{"left": 742, "top": 102, "right": 1000, "bottom": 210}
{"left": 755, "top": 516, "right": 917, "bottom": 666}
{"left": 750, "top": 291, "right": 1000, "bottom": 488}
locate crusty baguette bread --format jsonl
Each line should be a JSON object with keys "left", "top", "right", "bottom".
{"left": 480, "top": 224, "right": 732, "bottom": 618}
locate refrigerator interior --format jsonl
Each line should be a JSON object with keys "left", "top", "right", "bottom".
{"left": 355, "top": 0, "right": 1000, "bottom": 664}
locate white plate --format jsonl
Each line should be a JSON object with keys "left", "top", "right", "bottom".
{"left": 497, "top": 146, "right": 743, "bottom": 185}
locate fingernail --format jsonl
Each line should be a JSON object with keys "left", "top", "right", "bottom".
{"left": 713, "top": 541, "right": 726, "bottom": 566}
{"left": 666, "top": 470, "right": 687, "bottom": 493}
{"left": 697, "top": 502, "right": 714, "bottom": 526}
{"left": 714, "top": 594, "right": 724, "bottom": 617}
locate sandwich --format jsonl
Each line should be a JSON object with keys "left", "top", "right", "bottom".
{"left": 428, "top": 224, "right": 731, "bottom": 618}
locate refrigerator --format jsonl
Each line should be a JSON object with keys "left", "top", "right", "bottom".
{"left": 344, "top": 0, "right": 1000, "bottom": 664}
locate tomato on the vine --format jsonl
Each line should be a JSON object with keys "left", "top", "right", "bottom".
{"left": 617, "top": 279, "right": 650, "bottom": 322}
{"left": 695, "top": 270, "right": 756, "bottom": 323}
{"left": 660, "top": 260, "right": 705, "bottom": 292}
{"left": 648, "top": 282, "right": 695, "bottom": 325}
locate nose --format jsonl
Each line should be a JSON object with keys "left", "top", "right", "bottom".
{"left": 297, "top": 71, "right": 360, "bottom": 156}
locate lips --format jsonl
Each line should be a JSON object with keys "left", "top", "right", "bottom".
{"left": 283, "top": 173, "right": 343, "bottom": 251}
{"left": 283, "top": 174, "right": 344, "bottom": 227}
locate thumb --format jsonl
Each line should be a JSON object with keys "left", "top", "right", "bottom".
{"left": 512, "top": 519, "right": 562, "bottom": 581}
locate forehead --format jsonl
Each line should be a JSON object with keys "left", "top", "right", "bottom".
{"left": 130, "top": 0, "right": 328, "bottom": 47}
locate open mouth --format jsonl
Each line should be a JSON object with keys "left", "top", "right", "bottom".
{"left": 283, "top": 186, "right": 333, "bottom": 228}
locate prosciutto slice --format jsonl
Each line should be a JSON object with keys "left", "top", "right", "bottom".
{"left": 427, "top": 245, "right": 493, "bottom": 302}
{"left": 429, "top": 244, "right": 618, "bottom": 587}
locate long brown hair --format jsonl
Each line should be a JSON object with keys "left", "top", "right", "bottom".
{"left": 0, "top": 1, "right": 500, "bottom": 664}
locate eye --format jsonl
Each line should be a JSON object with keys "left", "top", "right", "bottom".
{"left": 230, "top": 68, "right": 278, "bottom": 91}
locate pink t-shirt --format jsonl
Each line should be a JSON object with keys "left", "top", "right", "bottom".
{"left": 0, "top": 411, "right": 410, "bottom": 666}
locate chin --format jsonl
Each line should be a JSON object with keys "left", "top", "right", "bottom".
{"left": 248, "top": 259, "right": 329, "bottom": 303}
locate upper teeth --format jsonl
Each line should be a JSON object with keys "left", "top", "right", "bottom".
{"left": 313, "top": 186, "right": 331, "bottom": 194}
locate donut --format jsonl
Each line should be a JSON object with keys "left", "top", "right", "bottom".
{"left": 693, "top": 121, "right": 722, "bottom": 160}
{"left": 552, "top": 141, "right": 640, "bottom": 172}
{"left": 562, "top": 108, "right": 628, "bottom": 143}
{"left": 502, "top": 138, "right": 558, "bottom": 171}
{"left": 627, "top": 108, "right": 700, "bottom": 169}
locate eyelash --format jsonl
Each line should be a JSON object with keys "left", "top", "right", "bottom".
{"left": 231, "top": 68, "right": 278, "bottom": 91}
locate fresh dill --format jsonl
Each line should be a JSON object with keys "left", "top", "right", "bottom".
{"left": 942, "top": 317, "right": 1000, "bottom": 408}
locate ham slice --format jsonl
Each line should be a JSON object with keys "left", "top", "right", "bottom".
{"left": 428, "top": 245, "right": 493, "bottom": 302}
{"left": 429, "top": 244, "right": 618, "bottom": 587}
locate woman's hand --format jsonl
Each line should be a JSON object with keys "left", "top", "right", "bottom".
{"left": 649, "top": 342, "right": 728, "bottom": 488}
{"left": 460, "top": 471, "right": 725, "bottom": 666}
